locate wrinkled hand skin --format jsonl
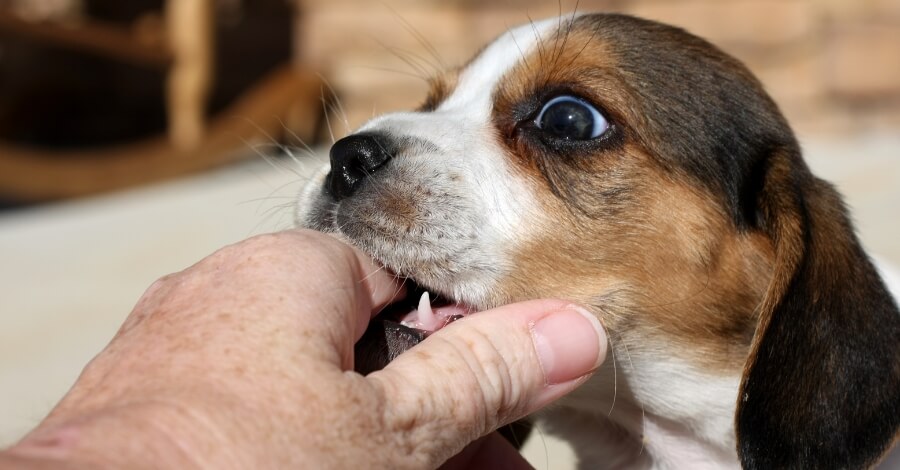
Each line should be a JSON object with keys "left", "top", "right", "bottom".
{"left": 4, "top": 231, "right": 481, "bottom": 469}
{"left": 2, "top": 230, "right": 595, "bottom": 470}
{"left": 356, "top": 321, "right": 534, "bottom": 451}
{"left": 12, "top": 231, "right": 422, "bottom": 469}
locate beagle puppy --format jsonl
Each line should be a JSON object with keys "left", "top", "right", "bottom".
{"left": 297, "top": 13, "right": 900, "bottom": 469}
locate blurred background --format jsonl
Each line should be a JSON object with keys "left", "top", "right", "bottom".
{"left": 0, "top": 0, "right": 897, "bottom": 466}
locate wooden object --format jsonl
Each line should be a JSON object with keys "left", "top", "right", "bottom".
{"left": 0, "top": 67, "right": 322, "bottom": 201}
{"left": 0, "top": 2, "right": 325, "bottom": 201}
{"left": 0, "top": 9, "right": 170, "bottom": 67}
{"left": 0, "top": 1, "right": 212, "bottom": 148}
{"left": 165, "top": 0, "right": 213, "bottom": 149}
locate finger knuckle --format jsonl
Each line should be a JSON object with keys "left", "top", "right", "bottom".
{"left": 450, "top": 327, "right": 521, "bottom": 419}
{"left": 376, "top": 328, "right": 526, "bottom": 466}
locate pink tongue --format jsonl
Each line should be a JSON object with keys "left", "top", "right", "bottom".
{"left": 400, "top": 292, "right": 471, "bottom": 333}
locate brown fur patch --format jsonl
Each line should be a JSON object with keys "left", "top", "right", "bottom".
{"left": 737, "top": 149, "right": 900, "bottom": 468}
{"left": 499, "top": 154, "right": 774, "bottom": 369}
{"left": 487, "top": 18, "right": 775, "bottom": 369}
{"left": 418, "top": 71, "right": 459, "bottom": 112}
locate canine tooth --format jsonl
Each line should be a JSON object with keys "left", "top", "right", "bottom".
{"left": 418, "top": 291, "right": 434, "bottom": 324}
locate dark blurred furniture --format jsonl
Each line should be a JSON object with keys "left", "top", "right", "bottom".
{"left": 0, "top": 0, "right": 322, "bottom": 202}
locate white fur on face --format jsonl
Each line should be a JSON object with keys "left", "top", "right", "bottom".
{"left": 356, "top": 17, "right": 562, "bottom": 238}
{"left": 298, "top": 19, "right": 560, "bottom": 307}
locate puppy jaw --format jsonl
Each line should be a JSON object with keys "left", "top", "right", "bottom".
{"left": 500, "top": 164, "right": 774, "bottom": 367}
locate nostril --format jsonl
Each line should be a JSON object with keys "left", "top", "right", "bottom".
{"left": 328, "top": 133, "right": 394, "bottom": 200}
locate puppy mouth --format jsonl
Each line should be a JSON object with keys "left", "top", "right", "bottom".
{"left": 385, "top": 279, "right": 476, "bottom": 335}
{"left": 355, "top": 277, "right": 476, "bottom": 375}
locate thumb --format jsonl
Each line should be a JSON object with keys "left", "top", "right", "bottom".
{"left": 367, "top": 299, "right": 607, "bottom": 467}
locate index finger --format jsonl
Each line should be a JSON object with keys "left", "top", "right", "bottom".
{"left": 273, "top": 230, "right": 406, "bottom": 366}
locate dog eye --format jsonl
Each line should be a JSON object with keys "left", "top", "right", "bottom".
{"left": 535, "top": 96, "right": 608, "bottom": 140}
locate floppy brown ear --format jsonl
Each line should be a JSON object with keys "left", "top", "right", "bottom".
{"left": 737, "top": 149, "right": 900, "bottom": 469}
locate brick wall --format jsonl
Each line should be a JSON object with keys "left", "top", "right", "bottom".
{"left": 297, "top": 0, "right": 900, "bottom": 138}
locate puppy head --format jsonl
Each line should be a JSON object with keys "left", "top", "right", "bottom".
{"left": 300, "top": 13, "right": 899, "bottom": 467}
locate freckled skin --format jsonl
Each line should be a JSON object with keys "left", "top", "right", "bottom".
{"left": 9, "top": 232, "right": 413, "bottom": 469}
{"left": 4, "top": 230, "right": 606, "bottom": 470}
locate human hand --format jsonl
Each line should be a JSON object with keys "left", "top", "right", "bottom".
{"left": 2, "top": 230, "right": 607, "bottom": 469}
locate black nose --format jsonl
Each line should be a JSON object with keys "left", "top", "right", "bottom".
{"left": 327, "top": 133, "right": 393, "bottom": 199}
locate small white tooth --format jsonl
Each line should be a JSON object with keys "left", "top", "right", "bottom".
{"left": 418, "top": 291, "right": 434, "bottom": 324}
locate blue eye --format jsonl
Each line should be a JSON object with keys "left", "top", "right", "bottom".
{"left": 535, "top": 95, "right": 609, "bottom": 140}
